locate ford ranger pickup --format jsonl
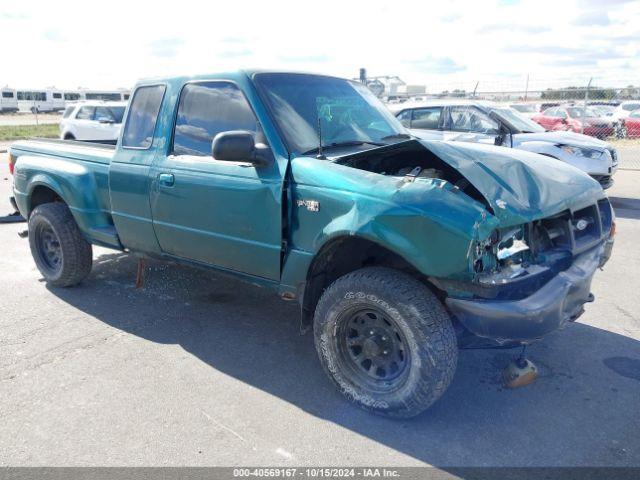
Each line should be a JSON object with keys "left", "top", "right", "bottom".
{"left": 9, "top": 71, "right": 615, "bottom": 417}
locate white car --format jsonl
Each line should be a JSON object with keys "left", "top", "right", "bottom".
{"left": 390, "top": 100, "right": 618, "bottom": 189}
{"left": 59, "top": 101, "right": 127, "bottom": 143}
{"left": 611, "top": 101, "right": 640, "bottom": 122}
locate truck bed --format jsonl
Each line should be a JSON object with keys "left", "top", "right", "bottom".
{"left": 11, "top": 138, "right": 120, "bottom": 248}
{"left": 10, "top": 138, "right": 116, "bottom": 165}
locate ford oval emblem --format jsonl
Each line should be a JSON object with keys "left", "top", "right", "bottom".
{"left": 576, "top": 219, "right": 588, "bottom": 231}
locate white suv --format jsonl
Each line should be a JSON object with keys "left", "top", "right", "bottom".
{"left": 60, "top": 101, "right": 127, "bottom": 144}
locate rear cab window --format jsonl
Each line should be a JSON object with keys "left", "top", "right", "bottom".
{"left": 122, "top": 85, "right": 166, "bottom": 149}
{"left": 172, "top": 81, "right": 261, "bottom": 156}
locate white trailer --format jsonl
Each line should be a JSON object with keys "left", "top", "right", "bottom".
{"left": 17, "top": 88, "right": 65, "bottom": 113}
{"left": 0, "top": 86, "right": 19, "bottom": 113}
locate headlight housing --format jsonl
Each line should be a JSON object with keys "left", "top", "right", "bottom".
{"left": 556, "top": 144, "right": 603, "bottom": 159}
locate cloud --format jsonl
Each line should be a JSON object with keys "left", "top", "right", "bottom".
{"left": 278, "top": 54, "right": 330, "bottom": 63}
{"left": 571, "top": 12, "right": 611, "bottom": 26}
{"left": 0, "top": 12, "right": 29, "bottom": 20}
{"left": 403, "top": 56, "right": 466, "bottom": 74}
{"left": 43, "top": 29, "right": 66, "bottom": 42}
{"left": 148, "top": 38, "right": 185, "bottom": 58}
{"left": 476, "top": 23, "right": 550, "bottom": 34}
{"left": 219, "top": 49, "right": 251, "bottom": 59}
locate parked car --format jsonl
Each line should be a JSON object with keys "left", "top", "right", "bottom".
{"left": 588, "top": 105, "right": 615, "bottom": 118}
{"left": 621, "top": 109, "right": 640, "bottom": 138}
{"left": 9, "top": 71, "right": 614, "bottom": 418}
{"left": 531, "top": 105, "right": 614, "bottom": 139}
{"left": 390, "top": 100, "right": 618, "bottom": 189}
{"left": 610, "top": 101, "right": 640, "bottom": 138}
{"left": 59, "top": 101, "right": 127, "bottom": 143}
{"left": 510, "top": 103, "right": 540, "bottom": 118}
{"left": 610, "top": 101, "right": 640, "bottom": 122}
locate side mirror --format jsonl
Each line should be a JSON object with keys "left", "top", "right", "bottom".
{"left": 211, "top": 130, "right": 269, "bottom": 166}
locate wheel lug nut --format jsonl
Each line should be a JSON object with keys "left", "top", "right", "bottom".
{"left": 382, "top": 336, "right": 387, "bottom": 341}
{"left": 369, "top": 330, "right": 374, "bottom": 335}
{"left": 382, "top": 350, "right": 388, "bottom": 355}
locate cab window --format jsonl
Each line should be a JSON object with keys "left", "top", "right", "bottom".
{"left": 122, "top": 85, "right": 166, "bottom": 149}
{"left": 172, "top": 82, "right": 260, "bottom": 156}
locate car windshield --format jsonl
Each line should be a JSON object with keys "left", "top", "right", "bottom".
{"left": 511, "top": 104, "right": 536, "bottom": 113}
{"left": 254, "top": 73, "right": 408, "bottom": 155}
{"left": 567, "top": 107, "right": 593, "bottom": 118}
{"left": 491, "top": 107, "right": 544, "bottom": 133}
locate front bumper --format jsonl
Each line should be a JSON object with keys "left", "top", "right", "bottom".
{"left": 446, "top": 240, "right": 612, "bottom": 343}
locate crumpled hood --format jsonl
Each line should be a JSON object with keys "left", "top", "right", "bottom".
{"left": 420, "top": 140, "right": 605, "bottom": 225}
{"left": 513, "top": 131, "right": 608, "bottom": 149}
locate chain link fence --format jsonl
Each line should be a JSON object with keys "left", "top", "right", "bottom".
{"left": 369, "top": 76, "right": 640, "bottom": 172}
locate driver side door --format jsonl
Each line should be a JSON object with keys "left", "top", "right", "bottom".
{"left": 149, "top": 81, "right": 284, "bottom": 281}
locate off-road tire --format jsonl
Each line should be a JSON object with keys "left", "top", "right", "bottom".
{"left": 313, "top": 267, "right": 457, "bottom": 418}
{"left": 28, "top": 203, "right": 92, "bottom": 287}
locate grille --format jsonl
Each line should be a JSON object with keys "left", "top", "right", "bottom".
{"left": 533, "top": 199, "right": 612, "bottom": 257}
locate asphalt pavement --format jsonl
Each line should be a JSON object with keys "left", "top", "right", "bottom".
{"left": 0, "top": 153, "right": 639, "bottom": 468}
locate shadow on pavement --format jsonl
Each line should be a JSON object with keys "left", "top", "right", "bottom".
{"left": 48, "top": 252, "right": 640, "bottom": 467}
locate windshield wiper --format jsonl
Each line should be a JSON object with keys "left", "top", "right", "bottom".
{"left": 381, "top": 133, "right": 412, "bottom": 141}
{"left": 302, "top": 140, "right": 385, "bottom": 156}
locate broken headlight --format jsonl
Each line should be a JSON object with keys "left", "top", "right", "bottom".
{"left": 472, "top": 226, "right": 530, "bottom": 281}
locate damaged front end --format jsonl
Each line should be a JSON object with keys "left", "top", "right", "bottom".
{"left": 446, "top": 199, "right": 615, "bottom": 344}
{"left": 311, "top": 139, "right": 614, "bottom": 346}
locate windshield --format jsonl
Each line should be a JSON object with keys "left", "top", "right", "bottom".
{"left": 254, "top": 73, "right": 407, "bottom": 155}
{"left": 491, "top": 107, "right": 544, "bottom": 133}
{"left": 567, "top": 107, "right": 594, "bottom": 118}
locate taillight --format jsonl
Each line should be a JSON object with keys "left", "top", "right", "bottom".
{"left": 8, "top": 152, "right": 16, "bottom": 175}
{"left": 610, "top": 221, "right": 616, "bottom": 238}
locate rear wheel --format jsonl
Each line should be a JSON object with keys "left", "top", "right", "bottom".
{"left": 28, "top": 203, "right": 92, "bottom": 287}
{"left": 313, "top": 267, "right": 457, "bottom": 418}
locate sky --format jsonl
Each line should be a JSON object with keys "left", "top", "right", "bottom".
{"left": 0, "top": 0, "right": 638, "bottom": 92}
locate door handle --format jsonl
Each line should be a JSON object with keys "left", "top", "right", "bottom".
{"left": 158, "top": 173, "right": 175, "bottom": 187}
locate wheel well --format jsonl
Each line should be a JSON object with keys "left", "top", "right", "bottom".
{"left": 64, "top": 132, "right": 75, "bottom": 140}
{"left": 301, "top": 236, "right": 437, "bottom": 323}
{"left": 29, "top": 186, "right": 63, "bottom": 215}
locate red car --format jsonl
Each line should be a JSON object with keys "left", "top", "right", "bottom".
{"left": 532, "top": 106, "right": 614, "bottom": 139}
{"left": 621, "top": 110, "right": 640, "bottom": 138}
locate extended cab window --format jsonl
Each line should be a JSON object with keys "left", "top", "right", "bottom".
{"left": 449, "top": 106, "right": 499, "bottom": 134}
{"left": 411, "top": 107, "right": 442, "bottom": 129}
{"left": 172, "top": 82, "right": 259, "bottom": 156}
{"left": 122, "top": 85, "right": 165, "bottom": 149}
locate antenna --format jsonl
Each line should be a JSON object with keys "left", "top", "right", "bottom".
{"left": 316, "top": 118, "right": 326, "bottom": 159}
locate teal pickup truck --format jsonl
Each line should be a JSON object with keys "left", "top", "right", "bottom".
{"left": 9, "top": 71, "right": 615, "bottom": 417}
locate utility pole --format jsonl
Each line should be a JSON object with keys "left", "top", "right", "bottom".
{"left": 524, "top": 74, "right": 529, "bottom": 102}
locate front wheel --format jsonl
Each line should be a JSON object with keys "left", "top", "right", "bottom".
{"left": 313, "top": 267, "right": 457, "bottom": 418}
{"left": 28, "top": 203, "right": 93, "bottom": 287}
